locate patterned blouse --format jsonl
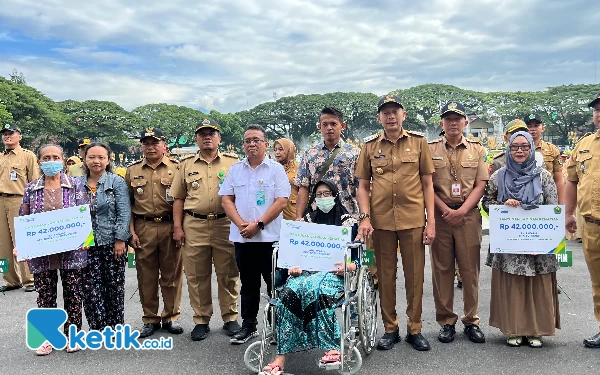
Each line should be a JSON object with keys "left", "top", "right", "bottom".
{"left": 482, "top": 169, "right": 560, "bottom": 276}
{"left": 294, "top": 141, "right": 360, "bottom": 215}
{"left": 19, "top": 173, "right": 90, "bottom": 273}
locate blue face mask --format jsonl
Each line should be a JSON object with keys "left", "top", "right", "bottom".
{"left": 40, "top": 161, "right": 63, "bottom": 176}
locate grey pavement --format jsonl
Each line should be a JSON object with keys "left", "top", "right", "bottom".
{"left": 1, "top": 223, "right": 598, "bottom": 374}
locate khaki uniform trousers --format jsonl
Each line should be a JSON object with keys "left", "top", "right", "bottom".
{"left": 430, "top": 208, "right": 482, "bottom": 326}
{"left": 182, "top": 215, "right": 239, "bottom": 325}
{"left": 134, "top": 219, "right": 183, "bottom": 324}
{"left": 0, "top": 196, "right": 33, "bottom": 287}
{"left": 583, "top": 220, "right": 600, "bottom": 325}
{"left": 374, "top": 227, "right": 425, "bottom": 334}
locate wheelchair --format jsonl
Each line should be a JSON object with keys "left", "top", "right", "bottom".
{"left": 243, "top": 241, "right": 378, "bottom": 374}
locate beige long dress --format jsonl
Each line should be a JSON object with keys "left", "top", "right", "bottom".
{"left": 483, "top": 170, "right": 560, "bottom": 336}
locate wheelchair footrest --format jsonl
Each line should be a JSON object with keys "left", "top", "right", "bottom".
{"left": 318, "top": 361, "right": 341, "bottom": 370}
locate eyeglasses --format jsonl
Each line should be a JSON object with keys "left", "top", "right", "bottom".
{"left": 509, "top": 145, "right": 531, "bottom": 152}
{"left": 243, "top": 138, "right": 265, "bottom": 145}
{"left": 593, "top": 108, "right": 600, "bottom": 114}
{"left": 315, "top": 191, "right": 333, "bottom": 198}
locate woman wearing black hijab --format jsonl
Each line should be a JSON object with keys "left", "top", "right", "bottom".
{"left": 262, "top": 180, "right": 358, "bottom": 374}
{"left": 482, "top": 131, "right": 560, "bottom": 348}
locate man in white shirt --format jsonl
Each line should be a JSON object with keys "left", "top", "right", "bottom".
{"left": 219, "top": 124, "right": 290, "bottom": 344}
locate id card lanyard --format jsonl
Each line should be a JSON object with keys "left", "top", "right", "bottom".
{"left": 256, "top": 179, "right": 266, "bottom": 206}
{"left": 445, "top": 145, "right": 462, "bottom": 198}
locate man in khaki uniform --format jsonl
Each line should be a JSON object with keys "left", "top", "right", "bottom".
{"left": 170, "top": 119, "right": 241, "bottom": 341}
{"left": 125, "top": 127, "right": 184, "bottom": 338}
{"left": 0, "top": 123, "right": 38, "bottom": 292}
{"left": 525, "top": 114, "right": 564, "bottom": 203}
{"left": 428, "top": 102, "right": 488, "bottom": 344}
{"left": 67, "top": 138, "right": 91, "bottom": 177}
{"left": 356, "top": 95, "right": 436, "bottom": 351}
{"left": 566, "top": 90, "right": 600, "bottom": 348}
{"left": 490, "top": 120, "right": 529, "bottom": 175}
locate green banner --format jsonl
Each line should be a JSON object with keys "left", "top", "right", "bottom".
{"left": 0, "top": 258, "right": 8, "bottom": 273}
{"left": 128, "top": 253, "right": 136, "bottom": 268}
{"left": 556, "top": 249, "right": 573, "bottom": 267}
{"left": 361, "top": 249, "right": 375, "bottom": 266}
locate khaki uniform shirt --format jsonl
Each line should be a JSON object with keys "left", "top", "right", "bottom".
{"left": 536, "top": 139, "right": 561, "bottom": 173}
{"left": 283, "top": 163, "right": 299, "bottom": 221}
{"left": 355, "top": 129, "right": 435, "bottom": 231}
{"left": 490, "top": 152, "right": 506, "bottom": 175}
{"left": 67, "top": 162, "right": 86, "bottom": 177}
{"left": 428, "top": 137, "right": 489, "bottom": 204}
{"left": 125, "top": 155, "right": 179, "bottom": 217}
{"left": 170, "top": 151, "right": 238, "bottom": 214}
{"left": 567, "top": 129, "right": 600, "bottom": 220}
{"left": 0, "top": 145, "right": 40, "bottom": 195}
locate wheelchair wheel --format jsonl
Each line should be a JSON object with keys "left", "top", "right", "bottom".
{"left": 340, "top": 346, "right": 362, "bottom": 375}
{"left": 357, "top": 266, "right": 378, "bottom": 355}
{"left": 244, "top": 340, "right": 275, "bottom": 374}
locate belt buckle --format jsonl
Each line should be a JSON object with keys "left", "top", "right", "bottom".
{"left": 153, "top": 217, "right": 162, "bottom": 223}
{"left": 207, "top": 214, "right": 216, "bottom": 220}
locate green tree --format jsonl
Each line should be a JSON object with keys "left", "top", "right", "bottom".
{"left": 9, "top": 69, "right": 26, "bottom": 85}
{"left": 207, "top": 110, "right": 244, "bottom": 154}
{"left": 0, "top": 76, "right": 66, "bottom": 147}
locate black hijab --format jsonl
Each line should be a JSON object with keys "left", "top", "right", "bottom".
{"left": 305, "top": 180, "right": 349, "bottom": 226}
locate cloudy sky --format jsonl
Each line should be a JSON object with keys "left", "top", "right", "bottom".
{"left": 0, "top": 0, "right": 598, "bottom": 113}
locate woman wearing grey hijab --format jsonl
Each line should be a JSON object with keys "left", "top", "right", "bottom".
{"left": 482, "top": 131, "right": 560, "bottom": 348}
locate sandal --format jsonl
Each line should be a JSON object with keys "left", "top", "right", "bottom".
{"left": 506, "top": 336, "right": 523, "bottom": 347}
{"left": 320, "top": 350, "right": 341, "bottom": 364}
{"left": 35, "top": 342, "right": 53, "bottom": 356}
{"left": 263, "top": 363, "right": 284, "bottom": 374}
{"left": 526, "top": 336, "right": 543, "bottom": 348}
{"left": 66, "top": 344, "right": 81, "bottom": 353}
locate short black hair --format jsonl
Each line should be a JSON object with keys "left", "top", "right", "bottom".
{"left": 82, "top": 142, "right": 114, "bottom": 174}
{"left": 245, "top": 124, "right": 267, "bottom": 138}
{"left": 320, "top": 106, "right": 344, "bottom": 122}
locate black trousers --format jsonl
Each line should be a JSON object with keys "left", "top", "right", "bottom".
{"left": 234, "top": 242, "right": 274, "bottom": 329}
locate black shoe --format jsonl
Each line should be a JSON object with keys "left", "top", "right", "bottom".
{"left": 230, "top": 326, "right": 258, "bottom": 345}
{"left": 376, "top": 331, "right": 400, "bottom": 350}
{"left": 163, "top": 321, "right": 183, "bottom": 334}
{"left": 24, "top": 285, "right": 35, "bottom": 292}
{"left": 0, "top": 284, "right": 22, "bottom": 292}
{"left": 191, "top": 324, "right": 210, "bottom": 341}
{"left": 405, "top": 333, "right": 431, "bottom": 351}
{"left": 583, "top": 332, "right": 600, "bottom": 348}
{"left": 464, "top": 324, "right": 485, "bottom": 343}
{"left": 438, "top": 324, "right": 456, "bottom": 343}
{"left": 139, "top": 323, "right": 161, "bottom": 338}
{"left": 456, "top": 281, "right": 462, "bottom": 289}
{"left": 222, "top": 321, "right": 242, "bottom": 336}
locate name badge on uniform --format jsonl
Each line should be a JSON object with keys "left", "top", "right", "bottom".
{"left": 10, "top": 170, "right": 17, "bottom": 181}
{"left": 166, "top": 188, "right": 174, "bottom": 202}
{"left": 451, "top": 183, "right": 461, "bottom": 197}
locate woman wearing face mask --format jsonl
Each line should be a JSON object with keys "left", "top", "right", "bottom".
{"left": 16, "top": 144, "right": 90, "bottom": 355}
{"left": 482, "top": 131, "right": 560, "bottom": 348}
{"left": 79, "top": 143, "right": 131, "bottom": 331}
{"left": 263, "top": 180, "right": 358, "bottom": 375}
{"left": 273, "top": 139, "right": 299, "bottom": 220}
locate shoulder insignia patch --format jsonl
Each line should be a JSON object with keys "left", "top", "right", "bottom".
{"left": 363, "top": 133, "right": 381, "bottom": 143}
{"left": 127, "top": 159, "right": 143, "bottom": 167}
{"left": 406, "top": 130, "right": 425, "bottom": 137}
{"left": 428, "top": 138, "right": 443, "bottom": 144}
{"left": 577, "top": 132, "right": 593, "bottom": 143}
{"left": 492, "top": 152, "right": 505, "bottom": 159}
{"left": 179, "top": 154, "right": 196, "bottom": 161}
{"left": 168, "top": 157, "right": 180, "bottom": 164}
{"left": 222, "top": 152, "right": 239, "bottom": 159}
{"left": 466, "top": 138, "right": 482, "bottom": 145}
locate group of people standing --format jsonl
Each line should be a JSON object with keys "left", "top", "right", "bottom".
{"left": 1, "top": 89, "right": 600, "bottom": 362}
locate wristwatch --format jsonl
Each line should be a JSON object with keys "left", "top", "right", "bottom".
{"left": 256, "top": 220, "right": 265, "bottom": 230}
{"left": 358, "top": 213, "right": 370, "bottom": 221}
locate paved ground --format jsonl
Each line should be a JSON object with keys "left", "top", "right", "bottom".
{"left": 2, "top": 219, "right": 599, "bottom": 374}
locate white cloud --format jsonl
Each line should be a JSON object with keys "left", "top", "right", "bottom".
{"left": 0, "top": 0, "right": 599, "bottom": 113}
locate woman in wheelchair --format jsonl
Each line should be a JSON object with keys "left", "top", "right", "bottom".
{"left": 263, "top": 180, "right": 359, "bottom": 375}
